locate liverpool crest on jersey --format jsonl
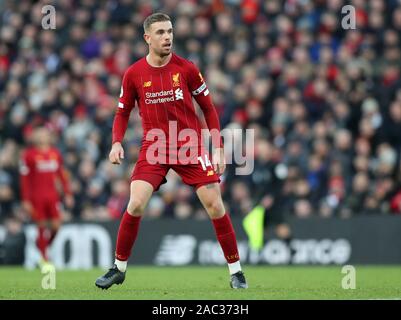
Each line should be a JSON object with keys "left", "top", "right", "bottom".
{"left": 172, "top": 73, "right": 180, "bottom": 87}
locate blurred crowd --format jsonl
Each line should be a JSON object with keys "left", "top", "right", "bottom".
{"left": 2, "top": 0, "right": 401, "bottom": 224}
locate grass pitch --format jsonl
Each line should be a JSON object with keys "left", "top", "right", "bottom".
{"left": 0, "top": 265, "right": 400, "bottom": 300}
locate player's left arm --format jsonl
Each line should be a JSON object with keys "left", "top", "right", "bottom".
{"left": 187, "top": 62, "right": 225, "bottom": 174}
{"left": 56, "top": 150, "right": 74, "bottom": 209}
{"left": 19, "top": 149, "right": 34, "bottom": 214}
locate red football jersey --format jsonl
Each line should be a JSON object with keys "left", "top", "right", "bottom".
{"left": 112, "top": 53, "right": 222, "bottom": 163}
{"left": 19, "top": 147, "right": 71, "bottom": 201}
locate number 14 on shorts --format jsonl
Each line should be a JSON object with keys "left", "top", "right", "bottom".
{"left": 198, "top": 154, "right": 212, "bottom": 171}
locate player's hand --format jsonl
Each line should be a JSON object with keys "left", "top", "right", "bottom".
{"left": 65, "top": 194, "right": 75, "bottom": 209}
{"left": 212, "top": 147, "right": 226, "bottom": 175}
{"left": 109, "top": 142, "right": 124, "bottom": 165}
{"left": 21, "top": 201, "right": 33, "bottom": 214}
{"left": 261, "top": 195, "right": 274, "bottom": 209}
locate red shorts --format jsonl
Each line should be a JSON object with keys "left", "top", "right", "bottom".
{"left": 131, "top": 152, "right": 220, "bottom": 191}
{"left": 31, "top": 198, "right": 61, "bottom": 222}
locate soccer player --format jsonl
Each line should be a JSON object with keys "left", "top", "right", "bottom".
{"left": 95, "top": 13, "right": 247, "bottom": 289}
{"left": 19, "top": 127, "right": 74, "bottom": 265}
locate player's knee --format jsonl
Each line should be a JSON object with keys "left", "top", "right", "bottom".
{"left": 205, "top": 199, "right": 225, "bottom": 218}
{"left": 51, "top": 221, "right": 61, "bottom": 230}
{"left": 127, "top": 198, "right": 146, "bottom": 216}
{"left": 37, "top": 221, "right": 46, "bottom": 228}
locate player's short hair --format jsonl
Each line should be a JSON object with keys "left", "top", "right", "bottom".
{"left": 143, "top": 13, "right": 171, "bottom": 33}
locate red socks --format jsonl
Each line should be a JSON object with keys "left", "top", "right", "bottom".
{"left": 212, "top": 213, "right": 240, "bottom": 263}
{"left": 36, "top": 226, "right": 48, "bottom": 261}
{"left": 48, "top": 229, "right": 58, "bottom": 245}
{"left": 115, "top": 211, "right": 142, "bottom": 261}
{"left": 115, "top": 211, "right": 238, "bottom": 265}
{"left": 36, "top": 226, "right": 59, "bottom": 261}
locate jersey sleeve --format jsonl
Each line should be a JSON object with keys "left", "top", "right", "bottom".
{"left": 187, "top": 62, "right": 209, "bottom": 97}
{"left": 187, "top": 62, "right": 223, "bottom": 148}
{"left": 19, "top": 150, "right": 33, "bottom": 201}
{"left": 56, "top": 150, "right": 72, "bottom": 196}
{"left": 112, "top": 68, "right": 137, "bottom": 144}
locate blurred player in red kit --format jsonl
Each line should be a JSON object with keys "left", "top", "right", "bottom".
{"left": 19, "top": 127, "right": 74, "bottom": 264}
{"left": 95, "top": 13, "right": 248, "bottom": 289}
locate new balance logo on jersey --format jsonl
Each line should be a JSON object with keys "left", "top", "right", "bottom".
{"left": 175, "top": 88, "right": 183, "bottom": 100}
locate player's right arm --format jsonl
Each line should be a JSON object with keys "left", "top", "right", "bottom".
{"left": 110, "top": 68, "right": 137, "bottom": 165}
{"left": 55, "top": 149, "right": 74, "bottom": 209}
{"left": 19, "top": 149, "right": 34, "bottom": 214}
{"left": 187, "top": 62, "right": 225, "bottom": 174}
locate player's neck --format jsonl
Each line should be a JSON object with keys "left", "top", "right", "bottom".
{"left": 146, "top": 52, "right": 172, "bottom": 68}
{"left": 37, "top": 145, "right": 50, "bottom": 151}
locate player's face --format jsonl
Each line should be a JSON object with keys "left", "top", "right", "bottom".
{"left": 145, "top": 21, "right": 173, "bottom": 57}
{"left": 34, "top": 128, "right": 52, "bottom": 147}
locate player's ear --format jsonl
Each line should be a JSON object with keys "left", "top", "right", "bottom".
{"left": 144, "top": 33, "right": 150, "bottom": 45}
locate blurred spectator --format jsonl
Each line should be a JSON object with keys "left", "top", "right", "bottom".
{"left": 107, "top": 179, "right": 129, "bottom": 219}
{"left": 0, "top": 217, "right": 25, "bottom": 265}
{"left": 1, "top": 0, "right": 401, "bottom": 224}
{"left": 341, "top": 173, "right": 370, "bottom": 218}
